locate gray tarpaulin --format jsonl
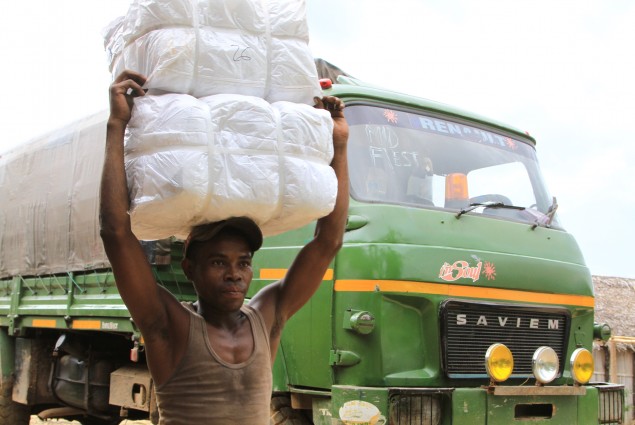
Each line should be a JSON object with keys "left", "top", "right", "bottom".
{"left": 0, "top": 111, "right": 111, "bottom": 278}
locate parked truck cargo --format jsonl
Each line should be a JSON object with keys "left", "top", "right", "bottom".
{"left": 0, "top": 63, "right": 623, "bottom": 424}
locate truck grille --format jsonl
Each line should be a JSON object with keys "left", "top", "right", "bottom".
{"left": 441, "top": 300, "right": 569, "bottom": 377}
{"left": 389, "top": 390, "right": 448, "bottom": 425}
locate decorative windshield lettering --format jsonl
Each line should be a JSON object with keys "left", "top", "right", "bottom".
{"left": 414, "top": 116, "right": 513, "bottom": 149}
{"left": 370, "top": 147, "right": 420, "bottom": 168}
{"left": 418, "top": 117, "right": 463, "bottom": 136}
{"left": 366, "top": 126, "right": 422, "bottom": 169}
{"left": 346, "top": 105, "right": 533, "bottom": 157}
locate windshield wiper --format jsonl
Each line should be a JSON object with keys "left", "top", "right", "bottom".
{"left": 530, "top": 197, "right": 558, "bottom": 230}
{"left": 456, "top": 202, "right": 525, "bottom": 219}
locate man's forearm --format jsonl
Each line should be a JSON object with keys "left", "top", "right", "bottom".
{"left": 314, "top": 141, "right": 349, "bottom": 248}
{"left": 100, "top": 71, "right": 147, "bottom": 240}
{"left": 99, "top": 120, "right": 132, "bottom": 238}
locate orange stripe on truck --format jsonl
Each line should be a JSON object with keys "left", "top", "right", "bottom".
{"left": 259, "top": 268, "right": 334, "bottom": 281}
{"left": 334, "top": 279, "right": 594, "bottom": 308}
{"left": 72, "top": 320, "right": 102, "bottom": 330}
{"left": 32, "top": 319, "right": 57, "bottom": 328}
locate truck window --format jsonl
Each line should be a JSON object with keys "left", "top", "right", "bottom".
{"left": 346, "top": 104, "right": 557, "bottom": 226}
{"left": 468, "top": 162, "right": 534, "bottom": 207}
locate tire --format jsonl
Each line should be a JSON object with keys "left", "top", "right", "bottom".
{"left": 270, "top": 394, "right": 312, "bottom": 425}
{"left": 0, "top": 380, "right": 30, "bottom": 425}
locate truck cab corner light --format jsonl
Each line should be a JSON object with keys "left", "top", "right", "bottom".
{"left": 319, "top": 78, "right": 333, "bottom": 89}
{"left": 532, "top": 346, "right": 559, "bottom": 384}
{"left": 485, "top": 343, "right": 514, "bottom": 383}
{"left": 570, "top": 348, "right": 594, "bottom": 385}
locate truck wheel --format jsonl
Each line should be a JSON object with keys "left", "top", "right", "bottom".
{"left": 0, "top": 381, "right": 30, "bottom": 425}
{"left": 270, "top": 395, "right": 312, "bottom": 425}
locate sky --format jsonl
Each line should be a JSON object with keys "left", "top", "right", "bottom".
{"left": 0, "top": 0, "right": 633, "bottom": 278}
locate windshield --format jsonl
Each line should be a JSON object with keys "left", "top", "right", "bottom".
{"left": 346, "top": 104, "right": 558, "bottom": 227}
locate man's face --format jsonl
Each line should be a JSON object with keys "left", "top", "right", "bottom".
{"left": 183, "top": 230, "right": 254, "bottom": 312}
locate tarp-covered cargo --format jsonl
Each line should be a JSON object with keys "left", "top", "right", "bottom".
{"left": 0, "top": 112, "right": 110, "bottom": 278}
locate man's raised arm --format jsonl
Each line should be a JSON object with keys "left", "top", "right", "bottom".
{"left": 99, "top": 71, "right": 187, "bottom": 384}
{"left": 251, "top": 96, "right": 350, "bottom": 326}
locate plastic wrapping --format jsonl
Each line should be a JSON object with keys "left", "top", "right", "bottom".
{"left": 104, "top": 0, "right": 321, "bottom": 103}
{"left": 125, "top": 93, "right": 337, "bottom": 240}
{"left": 0, "top": 112, "right": 111, "bottom": 278}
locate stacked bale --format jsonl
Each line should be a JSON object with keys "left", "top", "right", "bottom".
{"left": 104, "top": 0, "right": 336, "bottom": 239}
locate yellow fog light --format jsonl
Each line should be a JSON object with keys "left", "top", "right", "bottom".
{"left": 532, "top": 346, "right": 559, "bottom": 384}
{"left": 485, "top": 343, "right": 514, "bottom": 382}
{"left": 570, "top": 348, "right": 594, "bottom": 385}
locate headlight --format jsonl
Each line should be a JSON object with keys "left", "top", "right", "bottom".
{"left": 485, "top": 343, "right": 514, "bottom": 382}
{"left": 532, "top": 346, "right": 559, "bottom": 384}
{"left": 570, "top": 348, "right": 594, "bottom": 385}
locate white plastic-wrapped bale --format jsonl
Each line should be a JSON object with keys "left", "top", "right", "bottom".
{"left": 104, "top": 0, "right": 321, "bottom": 104}
{"left": 124, "top": 93, "right": 337, "bottom": 240}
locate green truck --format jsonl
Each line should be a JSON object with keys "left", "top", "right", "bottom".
{"left": 0, "top": 63, "right": 623, "bottom": 424}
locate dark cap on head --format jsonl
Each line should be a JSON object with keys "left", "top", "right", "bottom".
{"left": 183, "top": 217, "right": 263, "bottom": 258}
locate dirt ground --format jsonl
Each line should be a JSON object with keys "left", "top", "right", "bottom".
{"left": 30, "top": 417, "right": 151, "bottom": 425}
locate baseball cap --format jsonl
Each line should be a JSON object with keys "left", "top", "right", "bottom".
{"left": 183, "top": 217, "right": 263, "bottom": 258}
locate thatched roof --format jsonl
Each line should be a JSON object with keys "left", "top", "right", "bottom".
{"left": 593, "top": 275, "right": 635, "bottom": 338}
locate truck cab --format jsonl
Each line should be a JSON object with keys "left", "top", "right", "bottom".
{"left": 253, "top": 73, "right": 623, "bottom": 424}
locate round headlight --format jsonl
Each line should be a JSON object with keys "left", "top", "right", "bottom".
{"left": 532, "top": 346, "right": 559, "bottom": 384}
{"left": 570, "top": 348, "right": 594, "bottom": 385}
{"left": 485, "top": 343, "right": 514, "bottom": 382}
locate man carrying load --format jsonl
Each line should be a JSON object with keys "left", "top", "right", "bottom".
{"left": 99, "top": 70, "right": 349, "bottom": 424}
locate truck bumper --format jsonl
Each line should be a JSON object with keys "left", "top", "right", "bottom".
{"left": 325, "top": 383, "right": 623, "bottom": 424}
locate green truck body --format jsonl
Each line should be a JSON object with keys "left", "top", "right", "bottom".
{"left": 0, "top": 72, "right": 624, "bottom": 424}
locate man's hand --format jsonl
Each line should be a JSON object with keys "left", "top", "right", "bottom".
{"left": 314, "top": 96, "right": 349, "bottom": 152}
{"left": 108, "top": 70, "right": 147, "bottom": 128}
